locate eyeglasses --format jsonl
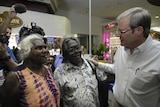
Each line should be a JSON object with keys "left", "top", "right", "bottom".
{"left": 68, "top": 45, "right": 81, "bottom": 54}
{"left": 116, "top": 27, "right": 136, "bottom": 35}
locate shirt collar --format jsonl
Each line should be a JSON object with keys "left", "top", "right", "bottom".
{"left": 136, "top": 35, "right": 152, "bottom": 53}
{"left": 65, "top": 58, "right": 88, "bottom": 70}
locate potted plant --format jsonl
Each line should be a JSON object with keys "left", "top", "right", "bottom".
{"left": 93, "top": 42, "right": 109, "bottom": 60}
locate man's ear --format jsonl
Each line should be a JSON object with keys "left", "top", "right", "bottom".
{"left": 136, "top": 26, "right": 144, "bottom": 36}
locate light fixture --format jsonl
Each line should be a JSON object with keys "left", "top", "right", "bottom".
{"left": 74, "top": 34, "right": 78, "bottom": 38}
{"left": 151, "top": 27, "right": 160, "bottom": 32}
{"left": 155, "top": 15, "right": 159, "bottom": 19}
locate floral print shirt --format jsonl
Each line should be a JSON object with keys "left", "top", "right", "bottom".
{"left": 54, "top": 58, "right": 107, "bottom": 107}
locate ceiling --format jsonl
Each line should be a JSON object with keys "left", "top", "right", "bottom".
{"left": 57, "top": 0, "right": 160, "bottom": 32}
{"left": 0, "top": 0, "right": 159, "bottom": 32}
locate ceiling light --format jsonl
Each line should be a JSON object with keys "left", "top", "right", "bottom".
{"left": 151, "top": 27, "right": 160, "bottom": 32}
{"left": 74, "top": 34, "right": 78, "bottom": 38}
{"left": 155, "top": 15, "right": 159, "bottom": 19}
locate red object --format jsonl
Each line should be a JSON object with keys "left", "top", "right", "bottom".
{"left": 104, "top": 22, "right": 117, "bottom": 30}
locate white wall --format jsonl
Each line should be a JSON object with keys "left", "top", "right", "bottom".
{"left": 55, "top": 9, "right": 112, "bottom": 36}
{"left": 0, "top": 6, "right": 71, "bottom": 36}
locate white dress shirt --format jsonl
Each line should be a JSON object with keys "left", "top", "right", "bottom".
{"left": 98, "top": 36, "right": 160, "bottom": 107}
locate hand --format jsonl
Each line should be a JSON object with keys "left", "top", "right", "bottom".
{"left": 7, "top": 5, "right": 17, "bottom": 19}
{"left": 89, "top": 58, "right": 98, "bottom": 66}
{"left": 0, "top": 42, "right": 9, "bottom": 59}
{"left": 91, "top": 55, "right": 98, "bottom": 60}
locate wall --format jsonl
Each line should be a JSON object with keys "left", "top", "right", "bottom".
{"left": 55, "top": 9, "right": 112, "bottom": 46}
{"left": 0, "top": 6, "right": 71, "bottom": 36}
{"left": 55, "top": 10, "right": 111, "bottom": 35}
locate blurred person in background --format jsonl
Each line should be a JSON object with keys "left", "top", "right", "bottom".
{"left": 0, "top": 5, "right": 18, "bottom": 88}
{"left": 81, "top": 45, "right": 87, "bottom": 57}
{"left": 53, "top": 38, "right": 63, "bottom": 70}
{"left": 5, "top": 27, "right": 17, "bottom": 62}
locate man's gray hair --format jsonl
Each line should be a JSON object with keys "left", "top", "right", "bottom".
{"left": 116, "top": 7, "right": 151, "bottom": 38}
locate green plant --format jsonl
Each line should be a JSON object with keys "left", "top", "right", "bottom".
{"left": 93, "top": 43, "right": 109, "bottom": 60}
